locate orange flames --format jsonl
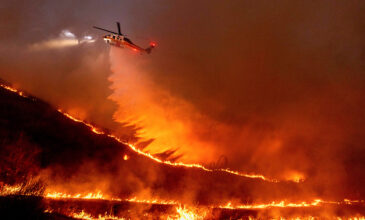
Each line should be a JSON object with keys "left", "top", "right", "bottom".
{"left": 46, "top": 191, "right": 105, "bottom": 200}
{"left": 0, "top": 84, "right": 27, "bottom": 98}
{"left": 43, "top": 189, "right": 365, "bottom": 210}
{"left": 45, "top": 190, "right": 179, "bottom": 205}
{"left": 172, "top": 206, "right": 207, "bottom": 220}
{"left": 2, "top": 185, "right": 365, "bottom": 219}
{"left": 54, "top": 208, "right": 365, "bottom": 220}
{"left": 3, "top": 83, "right": 365, "bottom": 219}
{"left": 0, "top": 82, "right": 295, "bottom": 183}
{"left": 69, "top": 210, "right": 125, "bottom": 220}
{"left": 221, "top": 199, "right": 324, "bottom": 209}
{"left": 52, "top": 206, "right": 206, "bottom": 220}
{"left": 43, "top": 192, "right": 365, "bottom": 220}
{"left": 59, "top": 110, "right": 278, "bottom": 182}
{"left": 0, "top": 184, "right": 22, "bottom": 196}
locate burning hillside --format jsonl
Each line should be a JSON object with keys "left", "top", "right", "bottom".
{"left": 1, "top": 81, "right": 365, "bottom": 219}
{"left": 1, "top": 1, "right": 365, "bottom": 219}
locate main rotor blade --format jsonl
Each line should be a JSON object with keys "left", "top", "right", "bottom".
{"left": 116, "top": 22, "right": 122, "bottom": 35}
{"left": 93, "top": 26, "right": 118, "bottom": 35}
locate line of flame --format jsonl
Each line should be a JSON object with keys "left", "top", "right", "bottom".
{"left": 70, "top": 210, "right": 125, "bottom": 220}
{"left": 52, "top": 207, "right": 365, "bottom": 220}
{"left": 3, "top": 185, "right": 364, "bottom": 218}
{"left": 0, "top": 84, "right": 27, "bottom": 98}
{"left": 48, "top": 206, "right": 206, "bottom": 220}
{"left": 59, "top": 110, "right": 278, "bottom": 182}
{"left": 0, "top": 82, "right": 279, "bottom": 182}
{"left": 219, "top": 198, "right": 365, "bottom": 210}
{"left": 44, "top": 197, "right": 365, "bottom": 220}
{"left": 43, "top": 190, "right": 365, "bottom": 211}
{"left": 221, "top": 199, "right": 324, "bottom": 209}
{"left": 45, "top": 191, "right": 179, "bottom": 205}
{"left": 2, "top": 85, "right": 365, "bottom": 219}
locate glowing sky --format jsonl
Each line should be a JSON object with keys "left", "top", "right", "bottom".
{"left": 1, "top": 0, "right": 365, "bottom": 198}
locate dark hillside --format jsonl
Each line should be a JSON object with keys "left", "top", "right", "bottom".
{"left": 0, "top": 82, "right": 304, "bottom": 205}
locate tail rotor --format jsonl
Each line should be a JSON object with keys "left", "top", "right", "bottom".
{"left": 146, "top": 42, "right": 157, "bottom": 54}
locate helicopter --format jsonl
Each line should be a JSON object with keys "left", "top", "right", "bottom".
{"left": 93, "top": 22, "right": 156, "bottom": 54}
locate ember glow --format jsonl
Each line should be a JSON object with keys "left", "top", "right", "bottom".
{"left": 70, "top": 210, "right": 125, "bottom": 220}
{"left": 221, "top": 199, "right": 324, "bottom": 209}
{"left": 2, "top": 82, "right": 365, "bottom": 219}
{"left": 58, "top": 207, "right": 206, "bottom": 220}
{"left": 59, "top": 111, "right": 278, "bottom": 182}
{"left": 1, "top": 2, "right": 365, "bottom": 218}
{"left": 173, "top": 206, "right": 207, "bottom": 220}
{"left": 42, "top": 191, "right": 365, "bottom": 220}
{"left": 45, "top": 190, "right": 179, "bottom": 205}
{"left": 58, "top": 107, "right": 278, "bottom": 182}
{"left": 44, "top": 189, "right": 365, "bottom": 210}
{"left": 0, "top": 184, "right": 22, "bottom": 196}
{"left": 4, "top": 70, "right": 363, "bottom": 219}
{"left": 0, "top": 84, "right": 27, "bottom": 98}
{"left": 46, "top": 191, "right": 105, "bottom": 200}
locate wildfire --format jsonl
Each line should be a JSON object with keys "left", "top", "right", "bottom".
{"left": 66, "top": 207, "right": 205, "bottom": 220}
{"left": 46, "top": 197, "right": 365, "bottom": 220}
{"left": 45, "top": 190, "right": 180, "bottom": 205}
{"left": 58, "top": 109, "right": 278, "bottom": 183}
{"left": 220, "top": 199, "right": 324, "bottom": 209}
{"left": 46, "top": 191, "right": 105, "bottom": 200}
{"left": 3, "top": 83, "right": 365, "bottom": 219}
{"left": 3, "top": 185, "right": 365, "bottom": 219}
{"left": 169, "top": 206, "right": 207, "bottom": 220}
{"left": 44, "top": 189, "right": 365, "bottom": 211}
{"left": 44, "top": 192, "right": 204, "bottom": 220}
{"left": 220, "top": 198, "right": 365, "bottom": 210}
{"left": 0, "top": 184, "right": 22, "bottom": 196}
{"left": 0, "top": 84, "right": 27, "bottom": 98}
{"left": 125, "top": 197, "right": 178, "bottom": 205}
{"left": 71, "top": 210, "right": 125, "bottom": 220}
{"left": 0, "top": 82, "right": 288, "bottom": 183}
{"left": 284, "top": 171, "right": 306, "bottom": 183}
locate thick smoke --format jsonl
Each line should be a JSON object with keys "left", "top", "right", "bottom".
{"left": 108, "top": 1, "right": 365, "bottom": 198}
{"left": 1, "top": 0, "right": 365, "bottom": 199}
{"left": 0, "top": 0, "right": 137, "bottom": 135}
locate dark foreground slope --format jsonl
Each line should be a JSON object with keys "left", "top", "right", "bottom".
{"left": 0, "top": 82, "right": 306, "bottom": 205}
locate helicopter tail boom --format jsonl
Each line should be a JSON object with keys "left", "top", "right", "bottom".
{"left": 145, "top": 42, "right": 156, "bottom": 54}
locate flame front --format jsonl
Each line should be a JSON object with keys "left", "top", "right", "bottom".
{"left": 59, "top": 110, "right": 278, "bottom": 182}
{"left": 43, "top": 189, "right": 365, "bottom": 211}
{"left": 71, "top": 210, "right": 125, "bottom": 220}
{"left": 0, "top": 82, "right": 290, "bottom": 186}
{"left": 2, "top": 83, "right": 365, "bottom": 219}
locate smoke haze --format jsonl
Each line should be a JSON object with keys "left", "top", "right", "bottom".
{"left": 1, "top": 0, "right": 365, "bottom": 197}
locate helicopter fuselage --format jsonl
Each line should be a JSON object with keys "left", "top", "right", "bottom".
{"left": 94, "top": 22, "right": 155, "bottom": 54}
{"left": 103, "top": 34, "right": 144, "bottom": 52}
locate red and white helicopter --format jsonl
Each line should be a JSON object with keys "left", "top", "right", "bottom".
{"left": 93, "top": 22, "right": 156, "bottom": 54}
